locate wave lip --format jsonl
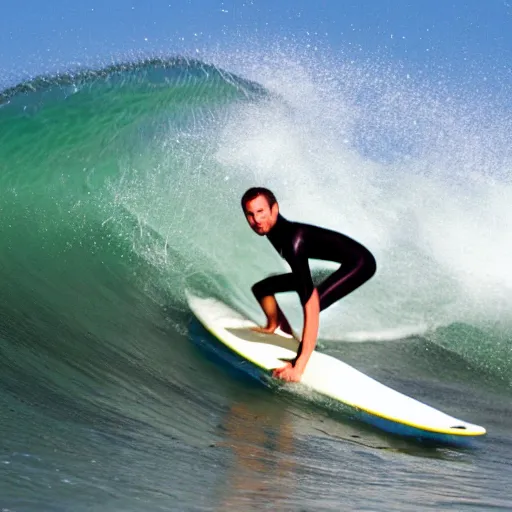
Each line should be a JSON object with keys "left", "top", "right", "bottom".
{"left": 0, "top": 56, "right": 267, "bottom": 105}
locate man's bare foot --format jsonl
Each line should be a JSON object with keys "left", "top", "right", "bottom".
{"left": 251, "top": 325, "right": 277, "bottom": 334}
{"left": 251, "top": 324, "right": 296, "bottom": 340}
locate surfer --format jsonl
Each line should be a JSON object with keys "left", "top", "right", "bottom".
{"left": 242, "top": 187, "right": 376, "bottom": 383}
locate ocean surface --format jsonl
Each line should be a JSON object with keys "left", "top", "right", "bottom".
{"left": 1, "top": 56, "right": 511, "bottom": 511}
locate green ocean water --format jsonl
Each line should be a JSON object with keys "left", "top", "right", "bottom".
{"left": 1, "top": 57, "right": 511, "bottom": 511}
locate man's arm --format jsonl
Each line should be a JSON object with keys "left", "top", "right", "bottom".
{"left": 294, "top": 288, "right": 320, "bottom": 373}
{"left": 272, "top": 227, "right": 321, "bottom": 382}
{"left": 272, "top": 289, "right": 320, "bottom": 382}
{"left": 273, "top": 231, "right": 320, "bottom": 381}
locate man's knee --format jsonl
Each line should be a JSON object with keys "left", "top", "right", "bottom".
{"left": 363, "top": 251, "right": 377, "bottom": 281}
{"left": 252, "top": 280, "right": 270, "bottom": 301}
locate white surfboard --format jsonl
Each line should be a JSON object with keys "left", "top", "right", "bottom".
{"left": 186, "top": 292, "right": 486, "bottom": 443}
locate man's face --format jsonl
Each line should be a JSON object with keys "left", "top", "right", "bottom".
{"left": 244, "top": 195, "right": 279, "bottom": 236}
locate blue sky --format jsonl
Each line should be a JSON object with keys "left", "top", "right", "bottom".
{"left": 1, "top": 0, "right": 511, "bottom": 91}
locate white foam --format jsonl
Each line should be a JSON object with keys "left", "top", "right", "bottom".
{"left": 109, "top": 49, "right": 512, "bottom": 340}
{"left": 212, "top": 50, "right": 512, "bottom": 334}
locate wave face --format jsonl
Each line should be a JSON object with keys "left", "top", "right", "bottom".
{"left": 0, "top": 55, "right": 511, "bottom": 510}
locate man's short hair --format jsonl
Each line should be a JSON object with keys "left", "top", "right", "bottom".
{"left": 241, "top": 187, "right": 278, "bottom": 212}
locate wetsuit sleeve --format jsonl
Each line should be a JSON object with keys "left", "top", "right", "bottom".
{"left": 287, "top": 231, "right": 315, "bottom": 307}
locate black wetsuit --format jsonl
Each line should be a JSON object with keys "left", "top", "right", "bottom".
{"left": 252, "top": 214, "right": 376, "bottom": 311}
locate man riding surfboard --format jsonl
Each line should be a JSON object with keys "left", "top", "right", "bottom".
{"left": 242, "top": 187, "right": 376, "bottom": 383}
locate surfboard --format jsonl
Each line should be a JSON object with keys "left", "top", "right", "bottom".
{"left": 186, "top": 292, "right": 486, "bottom": 444}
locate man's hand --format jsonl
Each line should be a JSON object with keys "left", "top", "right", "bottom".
{"left": 272, "top": 361, "right": 303, "bottom": 382}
